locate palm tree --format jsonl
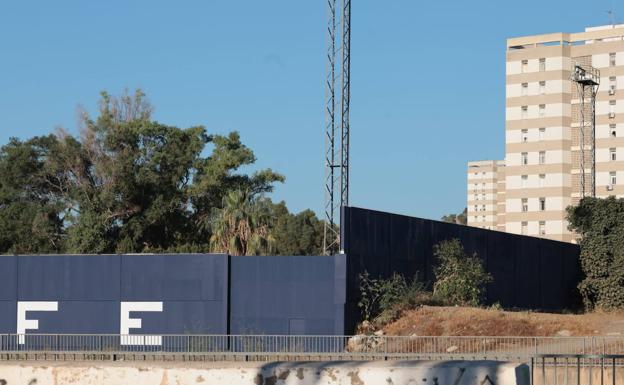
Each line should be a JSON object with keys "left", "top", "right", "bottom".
{"left": 209, "top": 190, "right": 274, "bottom": 255}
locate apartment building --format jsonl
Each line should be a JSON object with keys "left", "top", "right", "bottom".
{"left": 467, "top": 160, "right": 505, "bottom": 230}
{"left": 468, "top": 25, "right": 624, "bottom": 242}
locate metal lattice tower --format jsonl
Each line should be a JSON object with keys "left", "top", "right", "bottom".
{"left": 323, "top": 0, "right": 351, "bottom": 256}
{"left": 571, "top": 64, "right": 600, "bottom": 198}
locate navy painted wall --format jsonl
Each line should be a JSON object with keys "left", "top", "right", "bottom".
{"left": 0, "top": 254, "right": 228, "bottom": 335}
{"left": 0, "top": 253, "right": 346, "bottom": 337}
{"left": 230, "top": 255, "right": 346, "bottom": 335}
{"left": 341, "top": 206, "right": 582, "bottom": 333}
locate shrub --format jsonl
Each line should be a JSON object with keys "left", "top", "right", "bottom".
{"left": 357, "top": 271, "right": 429, "bottom": 325}
{"left": 567, "top": 197, "right": 624, "bottom": 309}
{"left": 433, "top": 238, "right": 492, "bottom": 306}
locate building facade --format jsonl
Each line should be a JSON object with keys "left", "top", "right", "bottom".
{"left": 467, "top": 160, "right": 505, "bottom": 230}
{"left": 468, "top": 25, "right": 624, "bottom": 242}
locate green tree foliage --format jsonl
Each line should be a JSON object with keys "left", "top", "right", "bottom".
{"left": 433, "top": 238, "right": 492, "bottom": 306}
{"left": 0, "top": 136, "right": 66, "bottom": 253}
{"left": 0, "top": 89, "right": 323, "bottom": 256}
{"left": 567, "top": 197, "right": 624, "bottom": 309}
{"left": 209, "top": 190, "right": 274, "bottom": 256}
{"left": 357, "top": 271, "right": 428, "bottom": 324}
{"left": 270, "top": 201, "right": 324, "bottom": 255}
{"left": 441, "top": 208, "right": 467, "bottom": 225}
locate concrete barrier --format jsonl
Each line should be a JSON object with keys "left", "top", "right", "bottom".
{"left": 0, "top": 360, "right": 529, "bottom": 385}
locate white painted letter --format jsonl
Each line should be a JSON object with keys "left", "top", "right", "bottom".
{"left": 120, "top": 302, "right": 163, "bottom": 346}
{"left": 17, "top": 301, "right": 58, "bottom": 344}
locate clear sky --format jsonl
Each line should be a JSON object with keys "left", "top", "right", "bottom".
{"left": 0, "top": 1, "right": 618, "bottom": 220}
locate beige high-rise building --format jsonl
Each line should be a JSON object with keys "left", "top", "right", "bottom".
{"left": 467, "top": 160, "right": 505, "bottom": 231}
{"left": 468, "top": 25, "right": 624, "bottom": 242}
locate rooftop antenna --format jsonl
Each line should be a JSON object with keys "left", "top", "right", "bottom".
{"left": 607, "top": 9, "right": 616, "bottom": 27}
{"left": 571, "top": 64, "right": 600, "bottom": 199}
{"left": 607, "top": 0, "right": 616, "bottom": 27}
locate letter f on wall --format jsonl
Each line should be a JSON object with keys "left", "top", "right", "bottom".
{"left": 17, "top": 301, "right": 59, "bottom": 344}
{"left": 120, "top": 302, "right": 163, "bottom": 346}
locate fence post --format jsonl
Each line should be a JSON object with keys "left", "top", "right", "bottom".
{"left": 534, "top": 337, "right": 538, "bottom": 356}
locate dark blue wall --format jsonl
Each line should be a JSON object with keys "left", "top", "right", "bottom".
{"left": 0, "top": 254, "right": 228, "bottom": 335}
{"left": 230, "top": 255, "right": 346, "bottom": 335}
{"left": 341, "top": 206, "right": 583, "bottom": 333}
{"left": 0, "top": 256, "right": 17, "bottom": 333}
{"left": 0, "top": 253, "right": 346, "bottom": 337}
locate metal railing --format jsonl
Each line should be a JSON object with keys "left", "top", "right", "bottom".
{"left": 2, "top": 334, "right": 624, "bottom": 362}
{"left": 531, "top": 354, "right": 624, "bottom": 385}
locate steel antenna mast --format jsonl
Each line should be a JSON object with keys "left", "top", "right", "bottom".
{"left": 323, "top": 0, "right": 351, "bottom": 255}
{"left": 571, "top": 63, "right": 600, "bottom": 198}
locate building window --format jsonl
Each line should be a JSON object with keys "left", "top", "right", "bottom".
{"left": 610, "top": 100, "right": 616, "bottom": 118}
{"left": 539, "top": 127, "right": 545, "bottom": 141}
{"left": 610, "top": 76, "right": 617, "bottom": 94}
{"left": 521, "top": 105, "right": 528, "bottom": 119}
{"left": 539, "top": 151, "right": 546, "bottom": 164}
{"left": 522, "top": 59, "right": 528, "bottom": 73}
{"left": 610, "top": 148, "right": 617, "bottom": 161}
{"left": 539, "top": 104, "right": 546, "bottom": 117}
{"left": 522, "top": 198, "right": 528, "bottom": 212}
{"left": 539, "top": 58, "right": 546, "bottom": 72}
{"left": 611, "top": 124, "right": 617, "bottom": 138}
{"left": 521, "top": 152, "right": 528, "bottom": 165}
{"left": 539, "top": 81, "right": 546, "bottom": 95}
{"left": 521, "top": 82, "right": 528, "bottom": 96}
{"left": 521, "top": 221, "right": 528, "bottom": 235}
{"left": 521, "top": 175, "right": 528, "bottom": 188}
{"left": 521, "top": 129, "right": 528, "bottom": 143}
{"left": 481, "top": 205, "right": 486, "bottom": 212}
{"left": 539, "top": 174, "right": 546, "bottom": 187}
{"left": 539, "top": 221, "right": 546, "bottom": 235}
{"left": 474, "top": 205, "right": 478, "bottom": 212}
{"left": 610, "top": 53, "right": 616, "bottom": 67}
{"left": 610, "top": 171, "right": 617, "bottom": 186}
{"left": 481, "top": 182, "right": 486, "bottom": 190}
{"left": 539, "top": 197, "right": 546, "bottom": 211}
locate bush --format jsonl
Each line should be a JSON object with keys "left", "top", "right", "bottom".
{"left": 433, "top": 239, "right": 492, "bottom": 306}
{"left": 357, "top": 271, "right": 429, "bottom": 325}
{"left": 567, "top": 197, "right": 624, "bottom": 309}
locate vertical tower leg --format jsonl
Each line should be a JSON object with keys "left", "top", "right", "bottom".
{"left": 324, "top": 0, "right": 351, "bottom": 255}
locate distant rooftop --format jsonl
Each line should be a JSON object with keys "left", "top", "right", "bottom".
{"left": 507, "top": 25, "right": 624, "bottom": 50}
{"left": 467, "top": 160, "right": 505, "bottom": 168}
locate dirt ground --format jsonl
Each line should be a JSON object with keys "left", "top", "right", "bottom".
{"left": 381, "top": 305, "right": 624, "bottom": 337}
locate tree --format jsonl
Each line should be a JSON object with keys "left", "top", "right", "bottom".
{"left": 0, "top": 89, "right": 291, "bottom": 255}
{"left": 441, "top": 208, "right": 467, "bottom": 225}
{"left": 0, "top": 136, "right": 65, "bottom": 253}
{"left": 567, "top": 197, "right": 624, "bottom": 309}
{"left": 190, "top": 132, "right": 284, "bottom": 242}
{"left": 271, "top": 201, "right": 324, "bottom": 255}
{"left": 209, "top": 190, "right": 274, "bottom": 255}
{"left": 433, "top": 238, "right": 492, "bottom": 306}
{"left": 55, "top": 90, "right": 210, "bottom": 253}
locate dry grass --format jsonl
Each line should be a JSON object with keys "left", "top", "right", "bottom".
{"left": 381, "top": 306, "right": 624, "bottom": 337}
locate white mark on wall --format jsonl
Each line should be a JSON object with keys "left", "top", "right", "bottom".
{"left": 120, "top": 302, "right": 163, "bottom": 346}
{"left": 17, "top": 301, "right": 59, "bottom": 344}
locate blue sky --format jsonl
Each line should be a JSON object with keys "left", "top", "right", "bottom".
{"left": 0, "top": 1, "right": 617, "bottom": 219}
